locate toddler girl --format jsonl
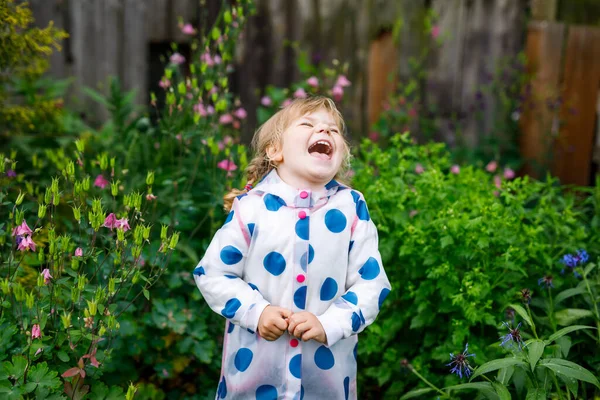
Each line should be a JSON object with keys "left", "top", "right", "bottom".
{"left": 194, "top": 96, "right": 391, "bottom": 399}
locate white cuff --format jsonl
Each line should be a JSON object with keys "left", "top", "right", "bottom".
{"left": 240, "top": 297, "right": 270, "bottom": 332}
{"left": 317, "top": 314, "right": 345, "bottom": 347}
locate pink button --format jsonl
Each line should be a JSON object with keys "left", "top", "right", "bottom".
{"left": 298, "top": 211, "right": 307, "bottom": 219}
{"left": 290, "top": 339, "right": 299, "bottom": 347}
{"left": 296, "top": 274, "right": 305, "bottom": 283}
{"left": 299, "top": 191, "right": 308, "bottom": 199}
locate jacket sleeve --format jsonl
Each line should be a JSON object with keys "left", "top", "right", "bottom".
{"left": 317, "top": 194, "right": 392, "bottom": 347}
{"left": 193, "top": 196, "right": 269, "bottom": 333}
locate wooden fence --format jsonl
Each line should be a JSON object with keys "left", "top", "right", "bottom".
{"left": 520, "top": 21, "right": 600, "bottom": 185}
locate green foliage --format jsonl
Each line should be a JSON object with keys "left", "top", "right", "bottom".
{"left": 0, "top": 0, "right": 68, "bottom": 135}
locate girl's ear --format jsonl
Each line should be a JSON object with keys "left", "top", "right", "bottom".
{"left": 266, "top": 144, "right": 284, "bottom": 163}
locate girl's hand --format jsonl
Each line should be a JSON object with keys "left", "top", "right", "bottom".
{"left": 287, "top": 312, "right": 327, "bottom": 344}
{"left": 258, "top": 306, "right": 292, "bottom": 341}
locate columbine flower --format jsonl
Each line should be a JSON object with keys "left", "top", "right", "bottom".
{"left": 159, "top": 78, "right": 171, "bottom": 89}
{"left": 307, "top": 76, "right": 319, "bottom": 88}
{"left": 494, "top": 175, "right": 502, "bottom": 189}
{"left": 146, "top": 193, "right": 157, "bottom": 201}
{"left": 234, "top": 108, "right": 247, "bottom": 119}
{"left": 261, "top": 96, "right": 272, "bottom": 106}
{"left": 538, "top": 275, "right": 554, "bottom": 288}
{"left": 431, "top": 25, "right": 441, "bottom": 39}
{"left": 12, "top": 220, "right": 33, "bottom": 237}
{"left": 520, "top": 288, "right": 532, "bottom": 304}
{"left": 219, "top": 114, "right": 233, "bottom": 125}
{"left": 335, "top": 75, "right": 351, "bottom": 87}
{"left": 84, "top": 316, "right": 94, "bottom": 329}
{"left": 17, "top": 236, "right": 36, "bottom": 252}
{"left": 170, "top": 52, "right": 185, "bottom": 65}
{"left": 368, "top": 132, "right": 380, "bottom": 142}
{"left": 504, "top": 168, "right": 515, "bottom": 180}
{"left": 500, "top": 322, "right": 523, "bottom": 350}
{"left": 181, "top": 23, "right": 196, "bottom": 35}
{"left": 217, "top": 159, "right": 238, "bottom": 174}
{"left": 486, "top": 161, "right": 498, "bottom": 173}
{"left": 116, "top": 218, "right": 130, "bottom": 232}
{"left": 200, "top": 52, "right": 214, "bottom": 66}
{"left": 194, "top": 103, "right": 207, "bottom": 116}
{"left": 447, "top": 343, "right": 475, "bottom": 379}
{"left": 450, "top": 165, "right": 460, "bottom": 175}
{"left": 332, "top": 85, "right": 344, "bottom": 102}
{"left": 415, "top": 164, "right": 425, "bottom": 174}
{"left": 294, "top": 88, "right": 307, "bottom": 99}
{"left": 75, "top": 247, "right": 83, "bottom": 257}
{"left": 31, "top": 324, "right": 41, "bottom": 339}
{"left": 94, "top": 175, "right": 109, "bottom": 189}
{"left": 282, "top": 98, "right": 293, "bottom": 108}
{"left": 41, "top": 268, "right": 53, "bottom": 284}
{"left": 103, "top": 213, "right": 118, "bottom": 229}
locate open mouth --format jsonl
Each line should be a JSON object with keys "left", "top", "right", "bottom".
{"left": 308, "top": 140, "right": 333, "bottom": 160}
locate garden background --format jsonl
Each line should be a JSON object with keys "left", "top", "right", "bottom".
{"left": 2, "top": 0, "right": 600, "bottom": 399}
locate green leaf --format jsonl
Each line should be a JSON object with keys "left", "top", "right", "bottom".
{"left": 57, "top": 351, "right": 69, "bottom": 363}
{"left": 497, "top": 366, "right": 514, "bottom": 385}
{"left": 538, "top": 358, "right": 600, "bottom": 389}
{"left": 493, "top": 382, "right": 511, "bottom": 400}
{"left": 0, "top": 386, "right": 24, "bottom": 400}
{"left": 508, "top": 304, "right": 534, "bottom": 328}
{"left": 554, "top": 309, "right": 594, "bottom": 326}
{"left": 559, "top": 374, "right": 578, "bottom": 398}
{"left": 3, "top": 355, "right": 27, "bottom": 382}
{"left": 525, "top": 388, "right": 546, "bottom": 400}
{"left": 554, "top": 287, "right": 587, "bottom": 305}
{"left": 583, "top": 262, "right": 596, "bottom": 277}
{"left": 398, "top": 388, "right": 434, "bottom": 400}
{"left": 27, "top": 362, "right": 61, "bottom": 390}
{"left": 143, "top": 289, "right": 150, "bottom": 301}
{"left": 441, "top": 235, "right": 454, "bottom": 248}
{"left": 89, "top": 381, "right": 124, "bottom": 400}
{"left": 546, "top": 325, "right": 596, "bottom": 343}
{"left": 470, "top": 358, "right": 527, "bottom": 381}
{"left": 211, "top": 27, "right": 221, "bottom": 40}
{"left": 527, "top": 340, "right": 545, "bottom": 371}
{"left": 445, "top": 382, "right": 494, "bottom": 391}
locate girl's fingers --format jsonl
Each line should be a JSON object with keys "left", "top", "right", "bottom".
{"left": 293, "top": 321, "right": 310, "bottom": 338}
{"left": 301, "top": 327, "right": 317, "bottom": 341}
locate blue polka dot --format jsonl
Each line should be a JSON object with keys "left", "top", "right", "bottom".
{"left": 356, "top": 200, "right": 370, "bottom": 221}
{"left": 295, "top": 218, "right": 310, "bottom": 240}
{"left": 224, "top": 274, "right": 237, "bottom": 279}
{"left": 314, "top": 345, "right": 335, "bottom": 370}
{"left": 225, "top": 210, "right": 234, "bottom": 224}
{"left": 294, "top": 286, "right": 307, "bottom": 309}
{"left": 359, "top": 310, "right": 366, "bottom": 324}
{"left": 236, "top": 193, "right": 247, "bottom": 200}
{"left": 193, "top": 266, "right": 205, "bottom": 277}
{"left": 222, "top": 298, "right": 241, "bottom": 318}
{"left": 234, "top": 348, "right": 253, "bottom": 372}
{"left": 358, "top": 257, "right": 380, "bottom": 280}
{"left": 299, "top": 245, "right": 315, "bottom": 269}
{"left": 342, "top": 291, "right": 358, "bottom": 305}
{"left": 256, "top": 385, "right": 278, "bottom": 400}
{"left": 248, "top": 223, "right": 255, "bottom": 237}
{"left": 351, "top": 191, "right": 360, "bottom": 203}
{"left": 289, "top": 354, "right": 302, "bottom": 379}
{"left": 220, "top": 245, "right": 243, "bottom": 265}
{"left": 344, "top": 376, "right": 350, "bottom": 400}
{"left": 353, "top": 343, "right": 358, "bottom": 360}
{"left": 348, "top": 241, "right": 354, "bottom": 253}
{"left": 320, "top": 278, "right": 338, "bottom": 301}
{"left": 248, "top": 282, "right": 259, "bottom": 291}
{"left": 379, "top": 288, "right": 391, "bottom": 308}
{"left": 351, "top": 312, "right": 361, "bottom": 332}
{"left": 217, "top": 377, "right": 227, "bottom": 399}
{"left": 227, "top": 321, "right": 235, "bottom": 333}
{"left": 264, "top": 194, "right": 286, "bottom": 211}
{"left": 301, "top": 386, "right": 304, "bottom": 400}
{"left": 247, "top": 328, "right": 255, "bottom": 334}
{"left": 325, "top": 209, "right": 346, "bottom": 233}
{"left": 263, "top": 252, "right": 286, "bottom": 276}
{"left": 325, "top": 179, "right": 339, "bottom": 190}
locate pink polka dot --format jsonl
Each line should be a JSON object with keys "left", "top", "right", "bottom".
{"left": 298, "top": 211, "right": 307, "bottom": 219}
{"left": 290, "top": 339, "right": 299, "bottom": 347}
{"left": 299, "top": 191, "right": 308, "bottom": 199}
{"left": 296, "top": 274, "right": 305, "bottom": 283}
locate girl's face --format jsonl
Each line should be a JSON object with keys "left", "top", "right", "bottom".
{"left": 268, "top": 108, "right": 345, "bottom": 190}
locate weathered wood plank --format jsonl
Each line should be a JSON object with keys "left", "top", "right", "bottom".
{"left": 552, "top": 25, "right": 600, "bottom": 185}
{"left": 519, "top": 21, "right": 565, "bottom": 178}
{"left": 28, "top": 0, "right": 68, "bottom": 78}
{"left": 123, "top": 0, "right": 149, "bottom": 107}
{"left": 148, "top": 0, "right": 169, "bottom": 42}
{"left": 172, "top": 0, "right": 198, "bottom": 42}
{"left": 367, "top": 32, "right": 397, "bottom": 126}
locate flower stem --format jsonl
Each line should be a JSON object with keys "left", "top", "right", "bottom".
{"left": 548, "top": 287, "right": 556, "bottom": 332}
{"left": 581, "top": 269, "right": 600, "bottom": 343}
{"left": 551, "top": 371, "right": 564, "bottom": 400}
{"left": 526, "top": 304, "right": 539, "bottom": 339}
{"left": 408, "top": 366, "right": 450, "bottom": 398}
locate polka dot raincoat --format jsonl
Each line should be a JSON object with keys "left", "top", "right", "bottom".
{"left": 193, "top": 170, "right": 392, "bottom": 399}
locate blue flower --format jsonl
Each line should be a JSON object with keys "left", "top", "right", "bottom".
{"left": 561, "top": 249, "right": 589, "bottom": 279}
{"left": 577, "top": 249, "right": 589, "bottom": 264}
{"left": 447, "top": 343, "right": 475, "bottom": 379}
{"left": 537, "top": 275, "right": 554, "bottom": 288}
{"left": 500, "top": 322, "right": 523, "bottom": 350}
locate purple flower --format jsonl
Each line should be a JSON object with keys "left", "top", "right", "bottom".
{"left": 520, "top": 288, "right": 532, "bottom": 304}
{"left": 447, "top": 343, "right": 475, "bottom": 379}
{"left": 538, "top": 275, "right": 554, "bottom": 288}
{"left": 6, "top": 169, "right": 16, "bottom": 178}
{"left": 561, "top": 250, "right": 589, "bottom": 278}
{"left": 500, "top": 322, "right": 523, "bottom": 350}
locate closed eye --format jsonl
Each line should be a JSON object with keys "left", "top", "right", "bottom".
{"left": 300, "top": 122, "right": 313, "bottom": 127}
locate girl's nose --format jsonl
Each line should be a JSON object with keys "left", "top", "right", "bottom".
{"left": 317, "top": 125, "right": 331, "bottom": 135}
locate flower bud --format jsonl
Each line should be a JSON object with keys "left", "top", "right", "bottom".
{"left": 87, "top": 299, "right": 97, "bottom": 316}
{"left": 72, "top": 206, "right": 81, "bottom": 223}
{"left": 99, "top": 325, "right": 106, "bottom": 337}
{"left": 168, "top": 232, "right": 180, "bottom": 250}
{"left": 111, "top": 180, "right": 120, "bottom": 197}
{"left": 13, "top": 283, "right": 25, "bottom": 301}
{"left": 38, "top": 249, "right": 44, "bottom": 263}
{"left": 38, "top": 203, "right": 46, "bottom": 219}
{"left": 110, "top": 157, "right": 116, "bottom": 169}
{"left": 132, "top": 270, "right": 141, "bottom": 284}
{"left": 82, "top": 176, "right": 90, "bottom": 191}
{"left": 75, "top": 139, "right": 85, "bottom": 153}
{"left": 15, "top": 191, "right": 25, "bottom": 206}
{"left": 37, "top": 274, "right": 44, "bottom": 287}
{"left": 61, "top": 312, "right": 72, "bottom": 329}
{"left": 109, "top": 278, "right": 116, "bottom": 295}
{"left": 66, "top": 161, "right": 75, "bottom": 179}
{"left": 123, "top": 194, "right": 131, "bottom": 208}
{"left": 99, "top": 153, "right": 108, "bottom": 170}
{"left": 44, "top": 187, "right": 52, "bottom": 205}
{"left": 51, "top": 177, "right": 59, "bottom": 195}
{"left": 71, "top": 287, "right": 79, "bottom": 302}
{"left": 161, "top": 225, "right": 168, "bottom": 241}
{"left": 1, "top": 278, "right": 11, "bottom": 295}
{"left": 143, "top": 225, "right": 150, "bottom": 241}
{"left": 146, "top": 171, "right": 155, "bottom": 185}
{"left": 74, "top": 181, "right": 82, "bottom": 196}
{"left": 71, "top": 257, "right": 79, "bottom": 270}
{"left": 126, "top": 383, "right": 137, "bottom": 400}
{"left": 77, "top": 274, "right": 86, "bottom": 291}
{"left": 26, "top": 291, "right": 35, "bottom": 309}
{"left": 52, "top": 193, "right": 60, "bottom": 206}
{"left": 60, "top": 235, "right": 71, "bottom": 251}
{"left": 117, "top": 228, "right": 125, "bottom": 242}
{"left": 48, "top": 228, "right": 56, "bottom": 242}
{"left": 134, "top": 226, "right": 143, "bottom": 246}
{"left": 15, "top": 209, "right": 24, "bottom": 226}
{"left": 132, "top": 246, "right": 142, "bottom": 259}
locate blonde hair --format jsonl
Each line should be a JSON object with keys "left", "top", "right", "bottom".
{"left": 223, "top": 96, "right": 351, "bottom": 211}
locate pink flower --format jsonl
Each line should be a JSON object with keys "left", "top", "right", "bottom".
{"left": 103, "top": 213, "right": 118, "bottom": 229}
{"left": 503, "top": 167, "right": 515, "bottom": 180}
{"left": 219, "top": 114, "right": 233, "bottom": 124}
{"left": 408, "top": 108, "right": 418, "bottom": 118}
{"left": 175, "top": 133, "right": 183, "bottom": 141}
{"left": 335, "top": 75, "right": 351, "bottom": 87}
{"left": 35, "top": 348, "right": 42, "bottom": 356}
{"left": 12, "top": 220, "right": 33, "bottom": 237}
{"left": 234, "top": 108, "right": 247, "bottom": 119}
{"left": 233, "top": 120, "right": 240, "bottom": 129}
{"left": 146, "top": 193, "right": 157, "bottom": 201}
{"left": 116, "top": 218, "right": 130, "bottom": 232}
{"left": 282, "top": 98, "right": 293, "bottom": 108}
{"left": 307, "top": 76, "right": 319, "bottom": 88}
{"left": 368, "top": 132, "right": 380, "bottom": 142}
{"left": 213, "top": 55, "right": 222, "bottom": 64}
{"left": 31, "top": 324, "right": 41, "bottom": 339}
{"left": 294, "top": 88, "right": 307, "bottom": 99}
{"left": 75, "top": 247, "right": 83, "bottom": 257}
{"left": 18, "top": 236, "right": 36, "bottom": 252}
{"left": 415, "top": 164, "right": 425, "bottom": 174}
{"left": 207, "top": 105, "right": 215, "bottom": 115}
{"left": 41, "top": 268, "right": 53, "bottom": 284}
{"left": 194, "top": 103, "right": 207, "bottom": 116}
{"left": 217, "top": 160, "right": 238, "bottom": 174}
{"left": 261, "top": 96, "right": 272, "bottom": 106}
{"left": 159, "top": 78, "right": 171, "bottom": 89}
{"left": 200, "top": 52, "right": 214, "bottom": 66}
{"left": 346, "top": 169, "right": 356, "bottom": 178}
{"left": 170, "top": 52, "right": 185, "bottom": 65}
{"left": 181, "top": 23, "right": 196, "bottom": 35}
{"left": 451, "top": 165, "right": 460, "bottom": 174}
{"left": 494, "top": 175, "right": 502, "bottom": 189}
{"left": 218, "top": 136, "right": 233, "bottom": 150}
{"left": 332, "top": 85, "right": 344, "bottom": 102}
{"left": 486, "top": 161, "right": 498, "bottom": 173}
{"left": 409, "top": 210, "right": 419, "bottom": 218}
{"left": 431, "top": 25, "right": 441, "bottom": 39}
{"left": 94, "top": 175, "right": 109, "bottom": 189}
